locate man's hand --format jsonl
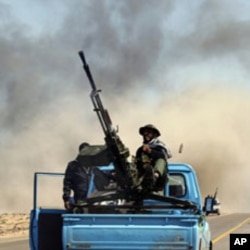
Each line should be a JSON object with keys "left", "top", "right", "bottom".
{"left": 64, "top": 201, "right": 71, "bottom": 210}
{"left": 143, "top": 144, "right": 152, "bottom": 153}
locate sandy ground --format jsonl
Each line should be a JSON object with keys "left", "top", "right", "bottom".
{"left": 0, "top": 213, "right": 29, "bottom": 239}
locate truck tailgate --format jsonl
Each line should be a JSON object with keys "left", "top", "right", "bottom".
{"left": 62, "top": 213, "right": 198, "bottom": 250}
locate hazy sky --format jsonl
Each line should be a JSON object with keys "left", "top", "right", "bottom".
{"left": 1, "top": 0, "right": 250, "bottom": 212}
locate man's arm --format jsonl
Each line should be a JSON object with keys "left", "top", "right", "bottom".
{"left": 62, "top": 162, "right": 74, "bottom": 202}
{"left": 143, "top": 144, "right": 167, "bottom": 160}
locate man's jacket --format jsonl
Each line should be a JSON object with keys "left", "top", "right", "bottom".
{"left": 62, "top": 160, "right": 91, "bottom": 202}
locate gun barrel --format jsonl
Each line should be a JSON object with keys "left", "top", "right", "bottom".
{"left": 78, "top": 50, "right": 97, "bottom": 91}
{"left": 78, "top": 51, "right": 86, "bottom": 65}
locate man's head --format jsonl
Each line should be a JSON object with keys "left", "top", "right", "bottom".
{"left": 78, "top": 142, "right": 89, "bottom": 152}
{"left": 139, "top": 124, "right": 161, "bottom": 142}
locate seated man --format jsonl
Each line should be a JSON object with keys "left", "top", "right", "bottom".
{"left": 135, "top": 124, "right": 172, "bottom": 191}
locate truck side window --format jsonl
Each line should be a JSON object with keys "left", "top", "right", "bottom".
{"left": 93, "top": 167, "right": 110, "bottom": 191}
{"left": 168, "top": 174, "right": 186, "bottom": 198}
{"left": 92, "top": 168, "right": 117, "bottom": 192}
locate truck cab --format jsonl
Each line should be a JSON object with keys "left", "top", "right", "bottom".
{"left": 29, "top": 163, "right": 212, "bottom": 250}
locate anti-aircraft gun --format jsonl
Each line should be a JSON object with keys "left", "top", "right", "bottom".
{"left": 77, "top": 51, "right": 135, "bottom": 195}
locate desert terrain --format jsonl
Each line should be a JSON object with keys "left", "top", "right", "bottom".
{"left": 0, "top": 213, "right": 29, "bottom": 240}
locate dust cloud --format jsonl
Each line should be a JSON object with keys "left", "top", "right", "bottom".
{"left": 1, "top": 0, "right": 250, "bottom": 213}
{"left": 159, "top": 85, "right": 250, "bottom": 213}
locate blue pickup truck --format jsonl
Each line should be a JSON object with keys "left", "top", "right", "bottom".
{"left": 29, "top": 162, "right": 212, "bottom": 250}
